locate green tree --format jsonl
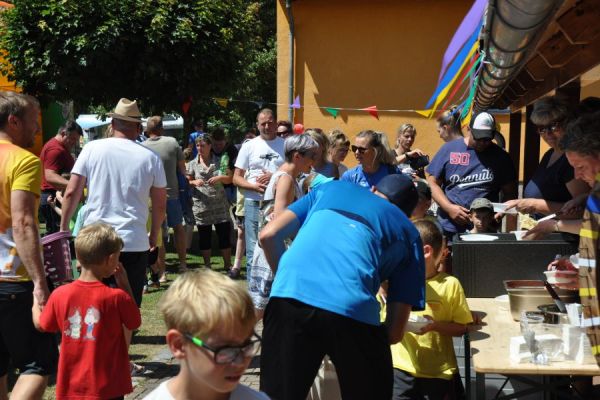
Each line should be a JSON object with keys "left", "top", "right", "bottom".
{"left": 0, "top": 0, "right": 275, "bottom": 132}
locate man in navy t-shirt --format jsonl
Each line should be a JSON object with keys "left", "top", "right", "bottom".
{"left": 426, "top": 112, "right": 517, "bottom": 238}
{"left": 258, "top": 176, "right": 425, "bottom": 400}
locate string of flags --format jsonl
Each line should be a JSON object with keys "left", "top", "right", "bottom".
{"left": 205, "top": 97, "right": 439, "bottom": 120}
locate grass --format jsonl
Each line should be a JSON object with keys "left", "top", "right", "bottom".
{"left": 37, "top": 250, "right": 243, "bottom": 399}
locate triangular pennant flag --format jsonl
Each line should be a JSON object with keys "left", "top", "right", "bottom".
{"left": 254, "top": 101, "right": 264, "bottom": 109}
{"left": 291, "top": 95, "right": 301, "bottom": 109}
{"left": 415, "top": 110, "right": 432, "bottom": 118}
{"left": 181, "top": 96, "right": 192, "bottom": 116}
{"left": 325, "top": 108, "right": 340, "bottom": 119}
{"left": 215, "top": 98, "right": 229, "bottom": 108}
{"left": 361, "top": 105, "right": 379, "bottom": 119}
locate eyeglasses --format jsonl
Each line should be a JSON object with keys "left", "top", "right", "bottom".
{"left": 277, "top": 130, "right": 291, "bottom": 136}
{"left": 351, "top": 145, "right": 369, "bottom": 154}
{"left": 184, "top": 332, "right": 262, "bottom": 365}
{"left": 537, "top": 122, "right": 560, "bottom": 135}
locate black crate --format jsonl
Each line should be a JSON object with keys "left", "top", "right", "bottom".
{"left": 452, "top": 233, "right": 579, "bottom": 298}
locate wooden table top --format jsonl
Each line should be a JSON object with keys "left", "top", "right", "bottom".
{"left": 467, "top": 298, "right": 600, "bottom": 376}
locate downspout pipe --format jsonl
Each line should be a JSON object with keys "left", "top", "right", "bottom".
{"left": 286, "top": 0, "right": 295, "bottom": 121}
{"left": 473, "top": 0, "right": 564, "bottom": 112}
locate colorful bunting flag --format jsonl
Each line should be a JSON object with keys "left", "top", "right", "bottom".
{"left": 291, "top": 96, "right": 301, "bottom": 109}
{"left": 215, "top": 98, "right": 229, "bottom": 108}
{"left": 325, "top": 107, "right": 340, "bottom": 119}
{"left": 437, "top": 0, "right": 487, "bottom": 83}
{"left": 362, "top": 105, "right": 379, "bottom": 120}
{"left": 425, "top": 23, "right": 481, "bottom": 109}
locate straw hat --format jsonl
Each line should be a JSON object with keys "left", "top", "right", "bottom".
{"left": 108, "top": 98, "right": 142, "bottom": 122}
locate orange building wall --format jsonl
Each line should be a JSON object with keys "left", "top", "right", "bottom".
{"left": 278, "top": 0, "right": 484, "bottom": 169}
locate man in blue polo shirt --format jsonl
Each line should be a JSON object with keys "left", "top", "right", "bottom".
{"left": 258, "top": 175, "right": 425, "bottom": 400}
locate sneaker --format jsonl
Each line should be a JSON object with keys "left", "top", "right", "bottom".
{"left": 146, "top": 279, "right": 160, "bottom": 289}
{"left": 228, "top": 268, "right": 241, "bottom": 279}
{"left": 159, "top": 272, "right": 168, "bottom": 283}
{"left": 142, "top": 285, "right": 148, "bottom": 294}
{"left": 130, "top": 362, "right": 147, "bottom": 377}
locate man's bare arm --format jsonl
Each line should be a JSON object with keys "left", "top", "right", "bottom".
{"left": 11, "top": 190, "right": 50, "bottom": 307}
{"left": 149, "top": 186, "right": 167, "bottom": 248}
{"left": 259, "top": 210, "right": 301, "bottom": 272}
{"left": 44, "top": 169, "right": 69, "bottom": 191}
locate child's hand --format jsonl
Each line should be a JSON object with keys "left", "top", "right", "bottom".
{"left": 114, "top": 262, "right": 130, "bottom": 288}
{"left": 418, "top": 315, "right": 435, "bottom": 334}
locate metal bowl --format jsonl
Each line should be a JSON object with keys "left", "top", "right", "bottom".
{"left": 537, "top": 304, "right": 570, "bottom": 324}
{"left": 504, "top": 280, "right": 578, "bottom": 321}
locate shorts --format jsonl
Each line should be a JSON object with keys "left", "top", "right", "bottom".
{"left": 166, "top": 198, "right": 184, "bottom": 228}
{"left": 104, "top": 251, "right": 148, "bottom": 307}
{"left": 0, "top": 290, "right": 58, "bottom": 377}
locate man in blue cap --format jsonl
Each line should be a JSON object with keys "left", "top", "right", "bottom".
{"left": 258, "top": 175, "right": 425, "bottom": 400}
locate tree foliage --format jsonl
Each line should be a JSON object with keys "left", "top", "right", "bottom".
{"left": 0, "top": 0, "right": 276, "bottom": 130}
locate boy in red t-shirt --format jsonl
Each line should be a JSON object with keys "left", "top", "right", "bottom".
{"left": 33, "top": 223, "right": 141, "bottom": 399}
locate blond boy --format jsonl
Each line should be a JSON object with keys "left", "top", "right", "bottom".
{"left": 33, "top": 223, "right": 141, "bottom": 399}
{"left": 144, "top": 270, "right": 269, "bottom": 399}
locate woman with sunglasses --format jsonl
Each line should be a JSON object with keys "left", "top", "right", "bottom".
{"left": 503, "top": 96, "right": 590, "bottom": 218}
{"left": 341, "top": 130, "right": 400, "bottom": 188}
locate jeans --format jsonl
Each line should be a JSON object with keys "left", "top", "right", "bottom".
{"left": 39, "top": 191, "right": 60, "bottom": 235}
{"left": 244, "top": 199, "right": 261, "bottom": 281}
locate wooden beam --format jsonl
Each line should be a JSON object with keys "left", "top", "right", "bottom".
{"left": 508, "top": 111, "right": 522, "bottom": 181}
{"left": 509, "top": 38, "right": 600, "bottom": 110}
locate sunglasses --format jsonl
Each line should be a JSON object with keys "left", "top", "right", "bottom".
{"left": 351, "top": 145, "right": 369, "bottom": 154}
{"left": 277, "top": 129, "right": 291, "bottom": 135}
{"left": 537, "top": 122, "right": 560, "bottom": 135}
{"left": 184, "top": 332, "right": 262, "bottom": 365}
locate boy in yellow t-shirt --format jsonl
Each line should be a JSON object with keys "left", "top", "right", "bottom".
{"left": 390, "top": 219, "right": 473, "bottom": 400}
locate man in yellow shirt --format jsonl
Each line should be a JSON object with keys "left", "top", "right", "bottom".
{"left": 0, "top": 92, "right": 57, "bottom": 399}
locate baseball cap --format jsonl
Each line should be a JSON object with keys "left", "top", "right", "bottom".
{"left": 414, "top": 179, "right": 432, "bottom": 201}
{"left": 376, "top": 174, "right": 418, "bottom": 216}
{"left": 470, "top": 112, "right": 496, "bottom": 140}
{"left": 469, "top": 198, "right": 494, "bottom": 212}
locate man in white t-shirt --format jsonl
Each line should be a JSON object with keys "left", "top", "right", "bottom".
{"left": 233, "top": 109, "right": 284, "bottom": 280}
{"left": 60, "top": 98, "right": 167, "bottom": 307}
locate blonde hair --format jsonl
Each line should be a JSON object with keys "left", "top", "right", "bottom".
{"left": 0, "top": 91, "right": 39, "bottom": 129}
{"left": 328, "top": 129, "right": 350, "bottom": 148}
{"left": 75, "top": 223, "right": 124, "bottom": 266}
{"left": 160, "top": 270, "right": 256, "bottom": 337}
{"left": 356, "top": 130, "right": 396, "bottom": 165}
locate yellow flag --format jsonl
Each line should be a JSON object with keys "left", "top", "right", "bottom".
{"left": 215, "top": 98, "right": 229, "bottom": 108}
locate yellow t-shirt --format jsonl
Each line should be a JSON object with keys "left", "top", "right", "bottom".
{"left": 390, "top": 272, "right": 473, "bottom": 380}
{"left": 0, "top": 139, "right": 42, "bottom": 282}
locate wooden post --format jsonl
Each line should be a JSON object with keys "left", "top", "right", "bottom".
{"left": 522, "top": 105, "right": 539, "bottom": 187}
{"left": 508, "top": 110, "right": 522, "bottom": 182}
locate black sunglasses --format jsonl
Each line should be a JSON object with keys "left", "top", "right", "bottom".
{"left": 351, "top": 145, "right": 369, "bottom": 154}
{"left": 277, "top": 130, "right": 291, "bottom": 136}
{"left": 184, "top": 332, "right": 262, "bottom": 364}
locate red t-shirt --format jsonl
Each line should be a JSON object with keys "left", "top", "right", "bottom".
{"left": 39, "top": 280, "right": 141, "bottom": 399}
{"left": 40, "top": 137, "right": 75, "bottom": 190}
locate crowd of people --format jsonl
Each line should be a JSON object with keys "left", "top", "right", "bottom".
{"left": 1, "top": 89, "right": 599, "bottom": 400}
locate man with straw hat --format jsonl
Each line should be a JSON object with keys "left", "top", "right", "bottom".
{"left": 60, "top": 98, "right": 167, "bottom": 310}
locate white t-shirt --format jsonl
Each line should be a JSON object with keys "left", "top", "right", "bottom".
{"left": 143, "top": 380, "right": 270, "bottom": 400}
{"left": 72, "top": 137, "right": 167, "bottom": 251}
{"left": 234, "top": 136, "right": 285, "bottom": 201}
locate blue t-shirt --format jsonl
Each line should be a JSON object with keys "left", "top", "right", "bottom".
{"left": 188, "top": 131, "right": 205, "bottom": 158}
{"left": 426, "top": 138, "right": 516, "bottom": 233}
{"left": 341, "top": 163, "right": 400, "bottom": 188}
{"left": 523, "top": 149, "right": 574, "bottom": 203}
{"left": 270, "top": 181, "right": 426, "bottom": 326}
